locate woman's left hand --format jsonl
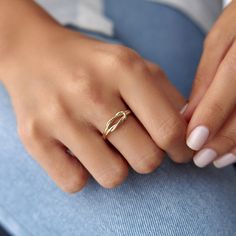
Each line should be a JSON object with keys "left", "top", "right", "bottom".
{"left": 183, "top": 1, "right": 236, "bottom": 168}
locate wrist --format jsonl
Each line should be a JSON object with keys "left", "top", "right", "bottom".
{"left": 0, "top": 0, "right": 65, "bottom": 83}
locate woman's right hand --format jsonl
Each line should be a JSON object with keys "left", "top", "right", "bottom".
{"left": 0, "top": 21, "right": 193, "bottom": 192}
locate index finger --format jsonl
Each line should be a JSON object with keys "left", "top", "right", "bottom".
{"left": 119, "top": 62, "right": 194, "bottom": 163}
{"left": 187, "top": 41, "right": 236, "bottom": 151}
{"left": 184, "top": 7, "right": 235, "bottom": 119}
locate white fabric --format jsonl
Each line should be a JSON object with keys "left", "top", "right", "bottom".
{"left": 36, "top": 0, "right": 227, "bottom": 35}
{"left": 151, "top": 0, "right": 222, "bottom": 32}
{"left": 223, "top": 0, "right": 232, "bottom": 7}
{"left": 36, "top": 0, "right": 114, "bottom": 35}
{"left": 76, "top": 0, "right": 113, "bottom": 35}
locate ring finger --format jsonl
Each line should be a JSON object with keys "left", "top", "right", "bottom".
{"left": 88, "top": 96, "right": 164, "bottom": 174}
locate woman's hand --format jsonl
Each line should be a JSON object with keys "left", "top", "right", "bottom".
{"left": 0, "top": 16, "right": 194, "bottom": 192}
{"left": 184, "top": 1, "right": 236, "bottom": 168}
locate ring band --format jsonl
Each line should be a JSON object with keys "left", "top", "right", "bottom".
{"left": 103, "top": 110, "right": 131, "bottom": 140}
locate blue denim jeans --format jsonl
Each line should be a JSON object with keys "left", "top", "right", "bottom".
{"left": 0, "top": 1, "right": 236, "bottom": 236}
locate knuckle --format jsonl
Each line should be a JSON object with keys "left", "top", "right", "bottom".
{"left": 216, "top": 133, "right": 236, "bottom": 147}
{"left": 146, "top": 61, "right": 166, "bottom": 79}
{"left": 112, "top": 45, "right": 140, "bottom": 61}
{"left": 102, "top": 45, "right": 142, "bottom": 70}
{"left": 206, "top": 102, "right": 225, "bottom": 123}
{"left": 17, "top": 120, "right": 41, "bottom": 148}
{"left": 60, "top": 172, "right": 88, "bottom": 194}
{"left": 146, "top": 61, "right": 161, "bottom": 73}
{"left": 133, "top": 149, "right": 163, "bottom": 174}
{"left": 157, "top": 118, "right": 185, "bottom": 149}
{"left": 68, "top": 71, "right": 105, "bottom": 107}
{"left": 210, "top": 102, "right": 225, "bottom": 114}
{"left": 46, "top": 101, "right": 66, "bottom": 121}
{"left": 152, "top": 66, "right": 165, "bottom": 78}
{"left": 99, "top": 165, "right": 128, "bottom": 189}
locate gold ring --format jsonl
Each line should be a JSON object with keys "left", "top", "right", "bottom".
{"left": 103, "top": 110, "right": 131, "bottom": 140}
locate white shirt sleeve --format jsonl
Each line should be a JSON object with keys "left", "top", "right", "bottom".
{"left": 223, "top": 0, "right": 232, "bottom": 7}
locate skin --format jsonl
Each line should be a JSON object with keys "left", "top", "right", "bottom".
{"left": 184, "top": 1, "right": 236, "bottom": 166}
{"left": 0, "top": 0, "right": 193, "bottom": 193}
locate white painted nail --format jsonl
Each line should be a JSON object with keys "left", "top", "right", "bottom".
{"left": 193, "top": 148, "right": 217, "bottom": 168}
{"left": 213, "top": 153, "right": 236, "bottom": 168}
{"left": 187, "top": 125, "right": 209, "bottom": 151}
{"left": 180, "top": 103, "right": 188, "bottom": 114}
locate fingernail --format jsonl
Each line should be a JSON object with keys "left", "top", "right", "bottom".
{"left": 187, "top": 125, "right": 209, "bottom": 151}
{"left": 213, "top": 153, "right": 236, "bottom": 168}
{"left": 193, "top": 148, "right": 217, "bottom": 168}
{"left": 180, "top": 103, "right": 188, "bottom": 114}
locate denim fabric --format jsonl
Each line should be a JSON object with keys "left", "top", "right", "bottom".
{"left": 0, "top": 1, "right": 236, "bottom": 236}
{"left": 105, "top": 0, "right": 205, "bottom": 98}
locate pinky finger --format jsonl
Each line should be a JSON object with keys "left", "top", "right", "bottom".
{"left": 28, "top": 139, "right": 89, "bottom": 193}
{"left": 213, "top": 149, "right": 236, "bottom": 168}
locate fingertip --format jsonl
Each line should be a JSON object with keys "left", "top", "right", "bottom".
{"left": 213, "top": 153, "right": 236, "bottom": 169}
{"left": 59, "top": 169, "right": 89, "bottom": 194}
{"left": 186, "top": 125, "right": 210, "bottom": 151}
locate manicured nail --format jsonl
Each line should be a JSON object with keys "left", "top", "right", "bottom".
{"left": 187, "top": 125, "right": 209, "bottom": 151}
{"left": 180, "top": 103, "right": 188, "bottom": 114}
{"left": 213, "top": 153, "right": 236, "bottom": 168}
{"left": 193, "top": 148, "right": 217, "bottom": 168}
